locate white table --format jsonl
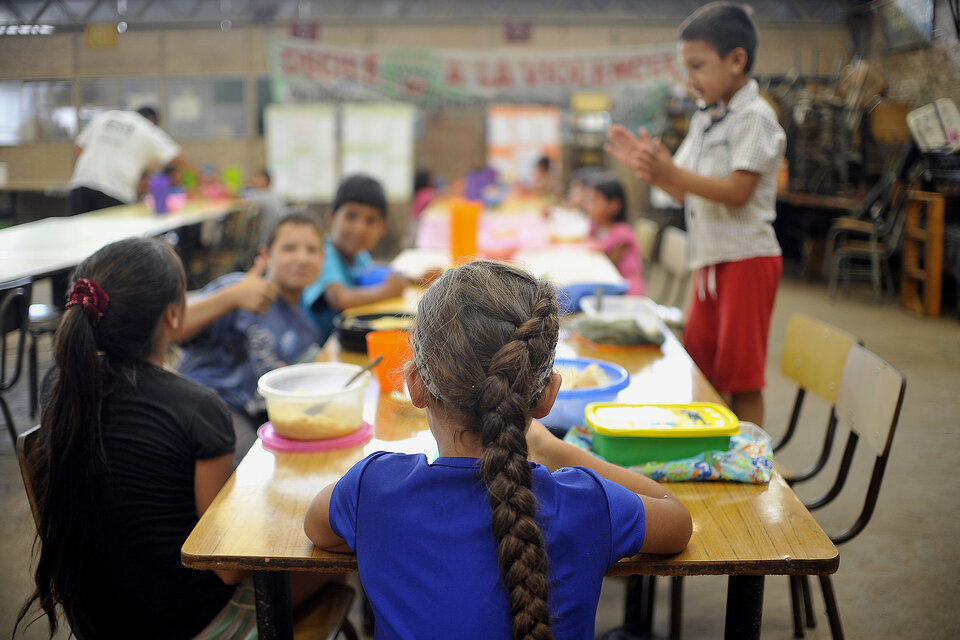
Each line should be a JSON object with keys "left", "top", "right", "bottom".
{"left": 0, "top": 199, "right": 249, "bottom": 283}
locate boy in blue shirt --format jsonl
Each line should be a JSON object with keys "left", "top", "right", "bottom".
{"left": 606, "top": 2, "right": 785, "bottom": 427}
{"left": 302, "top": 174, "right": 408, "bottom": 338}
{"left": 179, "top": 211, "right": 326, "bottom": 456}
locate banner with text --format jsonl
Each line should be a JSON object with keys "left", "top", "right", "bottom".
{"left": 266, "top": 37, "right": 681, "bottom": 130}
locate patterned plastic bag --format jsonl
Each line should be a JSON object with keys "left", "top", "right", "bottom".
{"left": 562, "top": 421, "right": 773, "bottom": 484}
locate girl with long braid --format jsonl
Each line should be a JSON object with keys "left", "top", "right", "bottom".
{"left": 305, "top": 260, "right": 691, "bottom": 639}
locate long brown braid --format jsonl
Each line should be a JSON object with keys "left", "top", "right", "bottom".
{"left": 411, "top": 261, "right": 559, "bottom": 640}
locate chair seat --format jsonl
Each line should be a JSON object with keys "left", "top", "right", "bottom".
{"left": 830, "top": 217, "right": 876, "bottom": 234}
{"left": 28, "top": 304, "right": 61, "bottom": 331}
{"left": 835, "top": 239, "right": 883, "bottom": 255}
{"left": 293, "top": 582, "right": 357, "bottom": 640}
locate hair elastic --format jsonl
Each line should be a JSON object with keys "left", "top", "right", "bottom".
{"left": 66, "top": 278, "right": 110, "bottom": 326}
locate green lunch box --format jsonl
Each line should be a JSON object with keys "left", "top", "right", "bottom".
{"left": 585, "top": 402, "right": 740, "bottom": 466}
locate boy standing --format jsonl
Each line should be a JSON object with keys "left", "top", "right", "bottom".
{"left": 179, "top": 212, "right": 326, "bottom": 456}
{"left": 302, "top": 174, "right": 408, "bottom": 338}
{"left": 606, "top": 2, "right": 785, "bottom": 427}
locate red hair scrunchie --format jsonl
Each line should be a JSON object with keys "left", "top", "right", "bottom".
{"left": 66, "top": 278, "right": 111, "bottom": 326}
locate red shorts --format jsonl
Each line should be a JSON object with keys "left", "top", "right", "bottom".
{"left": 682, "top": 256, "right": 782, "bottom": 395}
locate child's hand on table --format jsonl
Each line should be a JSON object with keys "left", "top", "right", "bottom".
{"left": 380, "top": 272, "right": 410, "bottom": 298}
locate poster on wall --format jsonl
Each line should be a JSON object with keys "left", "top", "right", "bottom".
{"left": 341, "top": 102, "right": 416, "bottom": 202}
{"left": 264, "top": 104, "right": 337, "bottom": 202}
{"left": 486, "top": 105, "right": 561, "bottom": 185}
{"left": 266, "top": 37, "right": 679, "bottom": 135}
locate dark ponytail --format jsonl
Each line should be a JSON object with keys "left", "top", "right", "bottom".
{"left": 15, "top": 238, "right": 185, "bottom": 638}
{"left": 592, "top": 175, "right": 628, "bottom": 223}
{"left": 412, "top": 261, "right": 559, "bottom": 640}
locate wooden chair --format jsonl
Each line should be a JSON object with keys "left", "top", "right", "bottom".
{"left": 2, "top": 277, "right": 31, "bottom": 447}
{"left": 824, "top": 142, "right": 919, "bottom": 301}
{"left": 789, "top": 344, "right": 906, "bottom": 639}
{"left": 773, "top": 314, "right": 862, "bottom": 483}
{"left": 665, "top": 315, "right": 861, "bottom": 640}
{"left": 17, "top": 425, "right": 358, "bottom": 640}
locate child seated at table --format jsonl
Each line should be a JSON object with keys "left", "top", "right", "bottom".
{"left": 15, "top": 238, "right": 244, "bottom": 638}
{"left": 587, "top": 174, "right": 647, "bottom": 295}
{"left": 179, "top": 211, "right": 325, "bottom": 457}
{"left": 304, "top": 260, "right": 691, "bottom": 639}
{"left": 17, "top": 237, "right": 338, "bottom": 640}
{"left": 302, "top": 174, "right": 408, "bottom": 338}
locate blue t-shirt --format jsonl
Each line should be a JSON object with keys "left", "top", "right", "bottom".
{"left": 301, "top": 237, "right": 373, "bottom": 338}
{"left": 329, "top": 451, "right": 646, "bottom": 639}
{"left": 179, "top": 272, "right": 322, "bottom": 413}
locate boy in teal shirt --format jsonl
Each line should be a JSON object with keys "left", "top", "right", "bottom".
{"left": 302, "top": 174, "right": 408, "bottom": 338}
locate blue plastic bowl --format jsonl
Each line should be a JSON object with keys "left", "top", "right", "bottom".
{"left": 541, "top": 357, "right": 630, "bottom": 431}
{"left": 355, "top": 265, "right": 393, "bottom": 287}
{"left": 557, "top": 282, "right": 629, "bottom": 315}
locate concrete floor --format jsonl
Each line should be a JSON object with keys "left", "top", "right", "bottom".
{"left": 2, "top": 271, "right": 958, "bottom": 639}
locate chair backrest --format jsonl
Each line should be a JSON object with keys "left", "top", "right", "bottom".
{"left": 657, "top": 227, "right": 690, "bottom": 307}
{"left": 780, "top": 314, "right": 860, "bottom": 406}
{"left": 633, "top": 218, "right": 659, "bottom": 267}
{"left": 806, "top": 344, "right": 906, "bottom": 545}
{"left": 17, "top": 424, "right": 43, "bottom": 526}
{"left": 1, "top": 276, "right": 31, "bottom": 392}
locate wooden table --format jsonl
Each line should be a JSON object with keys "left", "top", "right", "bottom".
{"left": 0, "top": 198, "right": 249, "bottom": 284}
{"left": 182, "top": 310, "right": 838, "bottom": 640}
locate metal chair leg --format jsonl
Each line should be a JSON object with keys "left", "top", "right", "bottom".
{"left": 789, "top": 576, "right": 805, "bottom": 638}
{"left": 29, "top": 332, "right": 39, "bottom": 419}
{"left": 800, "top": 575, "right": 816, "bottom": 628}
{"left": 819, "top": 575, "right": 845, "bottom": 640}
{"left": 2, "top": 396, "right": 17, "bottom": 448}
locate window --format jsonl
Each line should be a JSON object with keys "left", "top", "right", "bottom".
{"left": 0, "top": 80, "right": 76, "bottom": 145}
{"left": 165, "top": 76, "right": 246, "bottom": 139}
{"left": 78, "top": 77, "right": 160, "bottom": 129}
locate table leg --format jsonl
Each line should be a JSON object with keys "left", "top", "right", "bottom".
{"left": 724, "top": 575, "right": 764, "bottom": 640}
{"left": 599, "top": 575, "right": 657, "bottom": 640}
{"left": 253, "top": 571, "right": 294, "bottom": 640}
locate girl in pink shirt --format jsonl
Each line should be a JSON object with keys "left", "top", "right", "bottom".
{"left": 588, "top": 175, "right": 646, "bottom": 295}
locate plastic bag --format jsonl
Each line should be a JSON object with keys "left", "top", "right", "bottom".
{"left": 562, "top": 421, "right": 773, "bottom": 483}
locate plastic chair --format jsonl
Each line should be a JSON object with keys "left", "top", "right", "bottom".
{"left": 27, "top": 302, "right": 60, "bottom": 419}
{"left": 773, "top": 314, "right": 862, "bottom": 483}
{"left": 17, "top": 424, "right": 359, "bottom": 640}
{"left": 633, "top": 217, "right": 659, "bottom": 270}
{"left": 650, "top": 226, "right": 690, "bottom": 329}
{"left": 1, "top": 277, "right": 31, "bottom": 447}
{"left": 788, "top": 344, "right": 906, "bottom": 639}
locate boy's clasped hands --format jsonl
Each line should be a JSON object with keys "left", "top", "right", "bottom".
{"left": 605, "top": 125, "right": 675, "bottom": 186}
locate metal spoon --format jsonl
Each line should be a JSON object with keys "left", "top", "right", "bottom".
{"left": 304, "top": 355, "right": 384, "bottom": 416}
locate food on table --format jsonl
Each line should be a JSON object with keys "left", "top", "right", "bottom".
{"left": 556, "top": 363, "right": 611, "bottom": 390}
{"left": 270, "top": 402, "right": 361, "bottom": 441}
{"left": 573, "top": 316, "right": 664, "bottom": 347}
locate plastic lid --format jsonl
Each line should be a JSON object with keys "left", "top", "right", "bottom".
{"left": 585, "top": 402, "right": 739, "bottom": 438}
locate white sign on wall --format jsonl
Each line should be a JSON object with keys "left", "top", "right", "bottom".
{"left": 265, "top": 104, "right": 337, "bottom": 202}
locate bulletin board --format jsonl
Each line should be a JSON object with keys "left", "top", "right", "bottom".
{"left": 341, "top": 102, "right": 416, "bottom": 203}
{"left": 264, "top": 104, "right": 337, "bottom": 202}
{"left": 486, "top": 105, "right": 562, "bottom": 184}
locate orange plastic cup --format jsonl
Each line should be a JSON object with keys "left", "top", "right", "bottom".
{"left": 365, "top": 330, "right": 413, "bottom": 393}
{"left": 449, "top": 199, "right": 482, "bottom": 265}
